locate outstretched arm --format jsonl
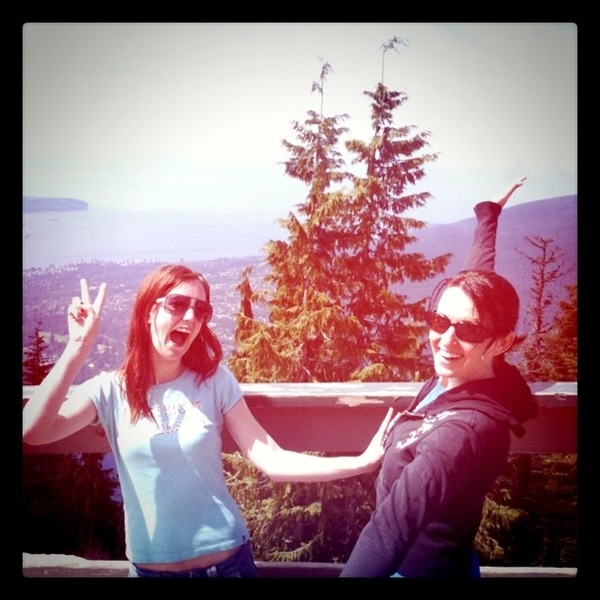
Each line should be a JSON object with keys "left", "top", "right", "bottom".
{"left": 463, "top": 176, "right": 526, "bottom": 272}
{"left": 225, "top": 399, "right": 395, "bottom": 482}
{"left": 23, "top": 279, "right": 107, "bottom": 445}
{"left": 487, "top": 176, "right": 527, "bottom": 208}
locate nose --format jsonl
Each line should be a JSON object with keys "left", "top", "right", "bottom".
{"left": 182, "top": 306, "right": 196, "bottom": 320}
{"left": 439, "top": 324, "right": 459, "bottom": 344}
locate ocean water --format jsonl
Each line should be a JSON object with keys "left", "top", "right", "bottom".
{"left": 23, "top": 207, "right": 283, "bottom": 269}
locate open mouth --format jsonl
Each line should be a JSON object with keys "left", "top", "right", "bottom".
{"left": 170, "top": 329, "right": 191, "bottom": 347}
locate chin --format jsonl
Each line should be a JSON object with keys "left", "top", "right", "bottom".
{"left": 433, "top": 361, "right": 452, "bottom": 377}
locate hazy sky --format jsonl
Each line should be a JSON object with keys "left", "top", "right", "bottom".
{"left": 23, "top": 22, "right": 577, "bottom": 224}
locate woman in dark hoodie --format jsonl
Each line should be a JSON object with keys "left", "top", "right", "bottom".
{"left": 341, "top": 176, "right": 538, "bottom": 578}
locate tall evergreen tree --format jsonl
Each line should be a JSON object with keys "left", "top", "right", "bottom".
{"left": 23, "top": 319, "right": 52, "bottom": 385}
{"left": 22, "top": 320, "right": 125, "bottom": 559}
{"left": 536, "top": 283, "right": 577, "bottom": 381}
{"left": 229, "top": 43, "right": 450, "bottom": 383}
{"left": 517, "top": 235, "right": 567, "bottom": 381}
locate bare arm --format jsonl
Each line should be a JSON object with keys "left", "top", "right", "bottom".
{"left": 485, "top": 175, "right": 527, "bottom": 208}
{"left": 23, "top": 279, "right": 107, "bottom": 445}
{"left": 224, "top": 398, "right": 395, "bottom": 483}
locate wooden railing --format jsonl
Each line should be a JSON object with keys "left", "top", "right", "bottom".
{"left": 22, "top": 381, "right": 578, "bottom": 578}
{"left": 23, "top": 381, "right": 577, "bottom": 455}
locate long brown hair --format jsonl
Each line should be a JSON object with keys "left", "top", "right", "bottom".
{"left": 121, "top": 264, "right": 223, "bottom": 422}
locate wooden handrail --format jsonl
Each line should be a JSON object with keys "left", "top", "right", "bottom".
{"left": 23, "top": 381, "right": 577, "bottom": 455}
{"left": 21, "top": 552, "right": 578, "bottom": 578}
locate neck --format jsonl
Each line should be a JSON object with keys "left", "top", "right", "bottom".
{"left": 153, "top": 362, "right": 185, "bottom": 385}
{"left": 441, "top": 368, "right": 494, "bottom": 390}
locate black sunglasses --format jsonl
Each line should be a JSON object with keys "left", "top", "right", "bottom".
{"left": 156, "top": 294, "right": 213, "bottom": 322}
{"left": 426, "top": 311, "right": 490, "bottom": 344}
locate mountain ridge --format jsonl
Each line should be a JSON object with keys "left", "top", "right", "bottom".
{"left": 23, "top": 194, "right": 577, "bottom": 374}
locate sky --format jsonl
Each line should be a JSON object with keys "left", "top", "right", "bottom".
{"left": 23, "top": 22, "right": 577, "bottom": 224}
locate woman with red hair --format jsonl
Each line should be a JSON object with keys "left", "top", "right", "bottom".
{"left": 23, "top": 263, "right": 393, "bottom": 578}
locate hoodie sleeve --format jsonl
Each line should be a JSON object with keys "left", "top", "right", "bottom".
{"left": 340, "top": 416, "right": 498, "bottom": 577}
{"left": 463, "top": 201, "right": 502, "bottom": 272}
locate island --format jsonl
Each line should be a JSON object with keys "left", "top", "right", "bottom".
{"left": 23, "top": 197, "right": 89, "bottom": 212}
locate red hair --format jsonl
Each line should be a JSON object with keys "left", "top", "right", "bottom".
{"left": 120, "top": 264, "right": 223, "bottom": 422}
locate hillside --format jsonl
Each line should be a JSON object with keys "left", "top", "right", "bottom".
{"left": 23, "top": 194, "right": 577, "bottom": 379}
{"left": 405, "top": 195, "right": 577, "bottom": 315}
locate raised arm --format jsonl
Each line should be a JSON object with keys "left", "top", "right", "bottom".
{"left": 23, "top": 279, "right": 107, "bottom": 445}
{"left": 225, "top": 398, "right": 395, "bottom": 482}
{"left": 463, "top": 176, "right": 526, "bottom": 272}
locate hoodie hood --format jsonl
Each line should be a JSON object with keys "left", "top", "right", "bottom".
{"left": 423, "top": 360, "right": 538, "bottom": 437}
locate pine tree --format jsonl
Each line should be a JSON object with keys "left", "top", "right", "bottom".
{"left": 229, "top": 42, "right": 450, "bottom": 383}
{"left": 22, "top": 321, "right": 125, "bottom": 559}
{"left": 517, "top": 236, "right": 567, "bottom": 381}
{"left": 542, "top": 283, "right": 577, "bottom": 381}
{"left": 23, "top": 319, "right": 52, "bottom": 385}
{"left": 223, "top": 451, "right": 377, "bottom": 563}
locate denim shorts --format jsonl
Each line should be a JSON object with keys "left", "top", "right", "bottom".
{"left": 129, "top": 541, "right": 259, "bottom": 578}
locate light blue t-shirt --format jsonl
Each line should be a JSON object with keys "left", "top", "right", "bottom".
{"left": 77, "top": 364, "right": 250, "bottom": 564}
{"left": 413, "top": 380, "right": 446, "bottom": 413}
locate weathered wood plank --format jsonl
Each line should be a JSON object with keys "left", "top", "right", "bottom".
{"left": 22, "top": 382, "right": 577, "bottom": 455}
{"left": 21, "top": 553, "right": 578, "bottom": 578}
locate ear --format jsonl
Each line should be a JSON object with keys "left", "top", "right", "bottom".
{"left": 148, "top": 303, "right": 158, "bottom": 324}
{"left": 491, "top": 332, "right": 515, "bottom": 356}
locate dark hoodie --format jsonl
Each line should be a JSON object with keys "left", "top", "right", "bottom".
{"left": 341, "top": 360, "right": 538, "bottom": 578}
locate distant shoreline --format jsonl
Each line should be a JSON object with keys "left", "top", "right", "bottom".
{"left": 23, "top": 197, "right": 89, "bottom": 212}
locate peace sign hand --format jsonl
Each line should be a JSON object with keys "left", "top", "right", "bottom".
{"left": 67, "top": 278, "right": 108, "bottom": 350}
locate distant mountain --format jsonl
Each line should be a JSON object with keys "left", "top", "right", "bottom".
{"left": 403, "top": 195, "right": 577, "bottom": 317}
{"left": 23, "top": 194, "right": 577, "bottom": 369}
{"left": 23, "top": 197, "right": 89, "bottom": 212}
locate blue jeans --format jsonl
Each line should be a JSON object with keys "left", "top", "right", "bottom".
{"left": 129, "top": 541, "right": 259, "bottom": 578}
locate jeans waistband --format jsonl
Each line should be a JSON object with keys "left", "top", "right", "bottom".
{"left": 131, "top": 541, "right": 252, "bottom": 578}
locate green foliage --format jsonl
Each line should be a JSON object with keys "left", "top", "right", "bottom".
{"left": 540, "top": 284, "right": 578, "bottom": 381}
{"left": 476, "top": 497, "right": 527, "bottom": 563}
{"left": 22, "top": 328, "right": 126, "bottom": 559}
{"left": 477, "top": 454, "right": 577, "bottom": 567}
{"left": 224, "top": 451, "right": 576, "bottom": 568}
{"left": 517, "top": 236, "right": 576, "bottom": 382}
{"left": 22, "top": 454, "right": 125, "bottom": 559}
{"left": 21, "top": 448, "right": 576, "bottom": 566}
{"left": 521, "top": 453, "right": 578, "bottom": 566}
{"left": 230, "top": 58, "right": 450, "bottom": 384}
{"left": 223, "top": 452, "right": 377, "bottom": 563}
{"left": 23, "top": 319, "right": 53, "bottom": 385}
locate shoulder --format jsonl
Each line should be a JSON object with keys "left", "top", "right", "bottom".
{"left": 199, "top": 364, "right": 240, "bottom": 388}
{"left": 75, "top": 370, "right": 121, "bottom": 395}
{"left": 424, "top": 400, "right": 511, "bottom": 444}
{"left": 416, "top": 409, "right": 510, "bottom": 465}
{"left": 189, "top": 364, "right": 243, "bottom": 410}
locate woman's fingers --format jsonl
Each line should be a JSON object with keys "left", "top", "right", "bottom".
{"left": 80, "top": 278, "right": 90, "bottom": 305}
{"left": 372, "top": 407, "right": 398, "bottom": 445}
{"left": 383, "top": 411, "right": 401, "bottom": 442}
{"left": 380, "top": 407, "right": 394, "bottom": 431}
{"left": 78, "top": 279, "right": 107, "bottom": 314}
{"left": 68, "top": 298, "right": 83, "bottom": 322}
{"left": 92, "top": 282, "right": 108, "bottom": 315}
